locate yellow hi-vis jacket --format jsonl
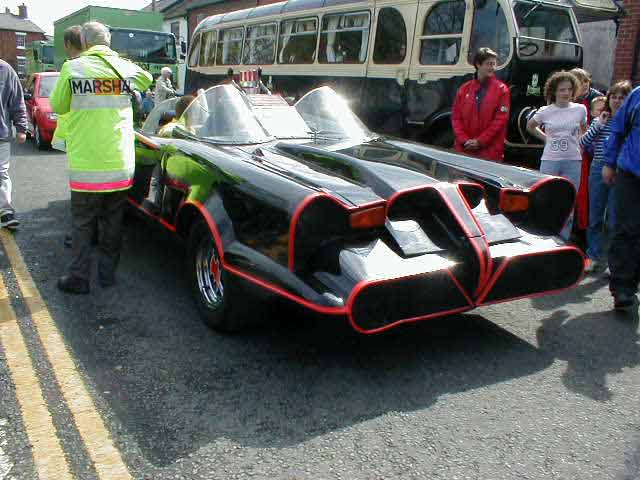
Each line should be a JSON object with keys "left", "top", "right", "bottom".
{"left": 50, "top": 45, "right": 152, "bottom": 192}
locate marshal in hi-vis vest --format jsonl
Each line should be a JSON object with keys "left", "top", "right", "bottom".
{"left": 50, "top": 45, "right": 153, "bottom": 192}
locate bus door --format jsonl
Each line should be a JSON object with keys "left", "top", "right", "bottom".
{"left": 362, "top": 1, "right": 419, "bottom": 133}
{"left": 406, "top": 0, "right": 475, "bottom": 144}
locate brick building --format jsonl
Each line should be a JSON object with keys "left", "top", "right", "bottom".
{"left": 0, "top": 4, "right": 46, "bottom": 79}
{"left": 613, "top": 0, "right": 640, "bottom": 84}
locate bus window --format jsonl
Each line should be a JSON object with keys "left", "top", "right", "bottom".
{"left": 468, "top": 0, "right": 510, "bottom": 65}
{"left": 373, "top": 7, "right": 407, "bottom": 64}
{"left": 243, "top": 23, "right": 277, "bottom": 65}
{"left": 419, "top": 0, "right": 465, "bottom": 65}
{"left": 319, "top": 11, "right": 370, "bottom": 64}
{"left": 188, "top": 33, "right": 201, "bottom": 67}
{"left": 278, "top": 17, "right": 317, "bottom": 64}
{"left": 216, "top": 27, "right": 244, "bottom": 65}
{"left": 513, "top": 2, "right": 579, "bottom": 60}
{"left": 200, "top": 31, "right": 214, "bottom": 66}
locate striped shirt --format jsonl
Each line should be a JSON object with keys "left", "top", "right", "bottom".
{"left": 580, "top": 117, "right": 613, "bottom": 163}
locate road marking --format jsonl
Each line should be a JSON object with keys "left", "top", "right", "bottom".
{"left": 0, "top": 231, "right": 133, "bottom": 480}
{"left": 0, "top": 272, "right": 73, "bottom": 480}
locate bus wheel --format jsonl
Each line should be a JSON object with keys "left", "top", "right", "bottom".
{"left": 430, "top": 129, "right": 455, "bottom": 149}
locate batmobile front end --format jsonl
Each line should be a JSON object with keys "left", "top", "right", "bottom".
{"left": 134, "top": 85, "right": 584, "bottom": 334}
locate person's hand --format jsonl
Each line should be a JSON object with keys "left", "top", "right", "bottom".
{"left": 464, "top": 139, "right": 480, "bottom": 150}
{"left": 15, "top": 132, "right": 26, "bottom": 144}
{"left": 602, "top": 165, "right": 616, "bottom": 185}
{"left": 598, "top": 111, "right": 610, "bottom": 124}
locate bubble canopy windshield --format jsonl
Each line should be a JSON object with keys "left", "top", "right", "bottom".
{"left": 174, "top": 85, "right": 372, "bottom": 145}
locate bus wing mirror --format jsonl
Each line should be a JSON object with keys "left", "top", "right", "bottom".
{"left": 181, "top": 41, "right": 187, "bottom": 54}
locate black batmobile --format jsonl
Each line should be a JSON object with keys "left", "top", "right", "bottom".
{"left": 132, "top": 85, "right": 584, "bottom": 334}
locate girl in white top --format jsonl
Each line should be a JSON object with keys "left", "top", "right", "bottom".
{"left": 527, "top": 71, "right": 587, "bottom": 240}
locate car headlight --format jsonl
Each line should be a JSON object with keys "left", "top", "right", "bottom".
{"left": 46, "top": 112, "right": 58, "bottom": 120}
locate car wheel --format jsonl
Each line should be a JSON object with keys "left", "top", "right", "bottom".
{"left": 34, "top": 125, "right": 48, "bottom": 150}
{"left": 188, "top": 220, "right": 253, "bottom": 332}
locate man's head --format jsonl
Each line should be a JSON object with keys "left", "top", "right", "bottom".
{"left": 472, "top": 47, "right": 498, "bottom": 82}
{"left": 161, "top": 67, "right": 172, "bottom": 79}
{"left": 81, "top": 22, "right": 110, "bottom": 50}
{"left": 63, "top": 25, "right": 83, "bottom": 59}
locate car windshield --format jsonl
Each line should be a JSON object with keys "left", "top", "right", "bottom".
{"left": 178, "top": 85, "right": 272, "bottom": 144}
{"left": 294, "top": 86, "right": 372, "bottom": 140}
{"left": 514, "top": 2, "right": 580, "bottom": 60}
{"left": 38, "top": 75, "right": 59, "bottom": 98}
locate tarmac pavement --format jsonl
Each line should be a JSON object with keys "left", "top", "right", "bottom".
{"left": 0, "top": 140, "right": 638, "bottom": 479}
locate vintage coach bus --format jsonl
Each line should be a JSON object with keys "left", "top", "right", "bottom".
{"left": 184, "top": 0, "right": 619, "bottom": 164}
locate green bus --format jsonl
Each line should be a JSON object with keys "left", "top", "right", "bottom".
{"left": 26, "top": 40, "right": 55, "bottom": 75}
{"left": 54, "top": 6, "right": 180, "bottom": 88}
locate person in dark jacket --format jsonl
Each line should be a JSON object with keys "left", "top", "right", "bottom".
{"left": 603, "top": 85, "right": 640, "bottom": 311}
{"left": 451, "top": 47, "right": 510, "bottom": 162}
{"left": 0, "top": 59, "right": 27, "bottom": 230}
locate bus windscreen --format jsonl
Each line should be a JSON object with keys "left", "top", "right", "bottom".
{"left": 110, "top": 29, "right": 177, "bottom": 64}
{"left": 514, "top": 2, "right": 580, "bottom": 60}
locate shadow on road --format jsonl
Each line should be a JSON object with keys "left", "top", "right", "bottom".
{"left": 530, "top": 276, "right": 608, "bottom": 311}
{"left": 536, "top": 308, "right": 640, "bottom": 402}
{"left": 13, "top": 202, "right": 555, "bottom": 467}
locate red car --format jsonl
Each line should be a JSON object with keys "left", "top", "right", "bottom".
{"left": 24, "top": 72, "right": 60, "bottom": 149}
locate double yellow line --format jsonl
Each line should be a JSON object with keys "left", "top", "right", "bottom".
{"left": 0, "top": 230, "right": 132, "bottom": 480}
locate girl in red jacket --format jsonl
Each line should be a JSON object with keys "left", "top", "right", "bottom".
{"left": 451, "top": 48, "right": 511, "bottom": 162}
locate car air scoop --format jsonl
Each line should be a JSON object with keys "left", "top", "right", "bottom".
{"left": 473, "top": 212, "right": 521, "bottom": 244}
{"left": 385, "top": 219, "right": 444, "bottom": 256}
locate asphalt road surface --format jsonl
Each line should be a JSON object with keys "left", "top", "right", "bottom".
{"left": 0, "top": 140, "right": 639, "bottom": 480}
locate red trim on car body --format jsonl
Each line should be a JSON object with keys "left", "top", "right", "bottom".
{"left": 345, "top": 269, "right": 474, "bottom": 335}
{"left": 127, "top": 197, "right": 177, "bottom": 232}
{"left": 288, "top": 191, "right": 386, "bottom": 271}
{"left": 475, "top": 245, "right": 585, "bottom": 305}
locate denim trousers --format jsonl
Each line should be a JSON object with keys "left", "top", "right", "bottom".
{"left": 0, "top": 141, "right": 13, "bottom": 215}
{"left": 539, "top": 159, "right": 582, "bottom": 240}
{"left": 586, "top": 159, "right": 616, "bottom": 261}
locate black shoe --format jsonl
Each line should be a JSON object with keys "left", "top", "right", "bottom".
{"left": 613, "top": 293, "right": 635, "bottom": 311}
{"left": 57, "top": 275, "right": 90, "bottom": 294}
{"left": 0, "top": 213, "right": 19, "bottom": 230}
{"left": 98, "top": 272, "right": 115, "bottom": 288}
{"left": 64, "top": 234, "right": 72, "bottom": 248}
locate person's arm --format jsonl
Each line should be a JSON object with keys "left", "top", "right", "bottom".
{"left": 579, "top": 115, "right": 606, "bottom": 148}
{"left": 7, "top": 67, "right": 27, "bottom": 142}
{"left": 476, "top": 85, "right": 511, "bottom": 147}
{"left": 526, "top": 114, "right": 547, "bottom": 142}
{"left": 49, "top": 63, "right": 72, "bottom": 115}
{"left": 451, "top": 87, "right": 470, "bottom": 146}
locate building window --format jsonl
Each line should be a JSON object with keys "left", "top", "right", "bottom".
{"left": 16, "top": 56, "right": 26, "bottom": 78}
{"left": 16, "top": 32, "right": 26, "bottom": 49}
{"left": 171, "top": 21, "right": 180, "bottom": 40}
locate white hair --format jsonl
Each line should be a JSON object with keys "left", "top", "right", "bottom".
{"left": 81, "top": 22, "right": 110, "bottom": 48}
{"left": 161, "top": 67, "right": 172, "bottom": 76}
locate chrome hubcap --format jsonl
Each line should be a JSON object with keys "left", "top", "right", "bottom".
{"left": 195, "top": 239, "right": 224, "bottom": 309}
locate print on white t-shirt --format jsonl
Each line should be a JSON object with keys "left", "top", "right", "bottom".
{"left": 533, "top": 102, "right": 587, "bottom": 161}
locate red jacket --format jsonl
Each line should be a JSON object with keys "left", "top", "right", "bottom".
{"left": 451, "top": 76, "right": 511, "bottom": 161}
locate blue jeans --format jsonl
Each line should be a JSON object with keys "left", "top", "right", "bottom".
{"left": 539, "top": 159, "right": 581, "bottom": 240}
{"left": 586, "top": 160, "right": 616, "bottom": 261}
